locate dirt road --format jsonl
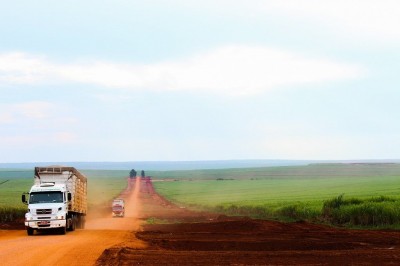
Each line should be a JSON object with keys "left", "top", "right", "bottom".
{"left": 0, "top": 177, "right": 145, "bottom": 266}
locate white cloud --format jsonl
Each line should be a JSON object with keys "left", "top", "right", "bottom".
{"left": 261, "top": 0, "right": 400, "bottom": 43}
{"left": 0, "top": 101, "right": 77, "bottom": 126}
{"left": 0, "top": 135, "right": 37, "bottom": 146}
{"left": 0, "top": 132, "right": 78, "bottom": 153}
{"left": 0, "top": 46, "right": 365, "bottom": 96}
{"left": 0, "top": 113, "right": 14, "bottom": 123}
{"left": 0, "top": 101, "right": 54, "bottom": 125}
{"left": 15, "top": 101, "right": 55, "bottom": 119}
{"left": 175, "top": 0, "right": 400, "bottom": 43}
{"left": 53, "top": 132, "right": 77, "bottom": 143}
{"left": 0, "top": 52, "right": 51, "bottom": 84}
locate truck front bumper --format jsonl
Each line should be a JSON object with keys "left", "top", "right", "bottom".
{"left": 25, "top": 219, "right": 66, "bottom": 229}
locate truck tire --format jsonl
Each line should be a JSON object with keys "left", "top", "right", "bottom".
{"left": 68, "top": 217, "right": 76, "bottom": 231}
{"left": 27, "top": 228, "right": 34, "bottom": 236}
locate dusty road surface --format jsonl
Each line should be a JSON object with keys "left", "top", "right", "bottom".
{"left": 0, "top": 177, "right": 145, "bottom": 266}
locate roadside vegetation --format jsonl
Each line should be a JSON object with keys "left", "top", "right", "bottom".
{"left": 0, "top": 169, "right": 127, "bottom": 223}
{"left": 151, "top": 163, "right": 400, "bottom": 228}
{"left": 0, "top": 170, "right": 31, "bottom": 222}
{"left": 322, "top": 194, "right": 400, "bottom": 227}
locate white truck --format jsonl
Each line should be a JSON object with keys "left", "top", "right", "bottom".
{"left": 22, "top": 166, "right": 87, "bottom": 235}
{"left": 112, "top": 198, "right": 125, "bottom": 217}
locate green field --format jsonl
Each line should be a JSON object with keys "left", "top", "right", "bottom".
{"left": 151, "top": 164, "right": 400, "bottom": 227}
{"left": 152, "top": 176, "right": 400, "bottom": 207}
{"left": 0, "top": 169, "right": 128, "bottom": 222}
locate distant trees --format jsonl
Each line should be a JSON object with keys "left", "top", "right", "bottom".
{"left": 129, "top": 169, "right": 146, "bottom": 178}
{"left": 129, "top": 169, "right": 137, "bottom": 178}
{"left": 130, "top": 169, "right": 146, "bottom": 178}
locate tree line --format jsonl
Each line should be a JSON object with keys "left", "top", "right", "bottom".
{"left": 129, "top": 169, "right": 145, "bottom": 178}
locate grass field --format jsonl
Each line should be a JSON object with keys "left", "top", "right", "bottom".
{"left": 153, "top": 176, "right": 400, "bottom": 206}
{"left": 151, "top": 163, "right": 400, "bottom": 227}
{"left": 0, "top": 169, "right": 128, "bottom": 222}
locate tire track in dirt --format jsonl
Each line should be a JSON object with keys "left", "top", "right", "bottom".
{"left": 0, "top": 176, "right": 145, "bottom": 266}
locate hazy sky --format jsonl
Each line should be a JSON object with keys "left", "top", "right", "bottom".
{"left": 1, "top": 0, "right": 399, "bottom": 162}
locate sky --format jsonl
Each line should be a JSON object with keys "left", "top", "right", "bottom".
{"left": 1, "top": 0, "right": 400, "bottom": 162}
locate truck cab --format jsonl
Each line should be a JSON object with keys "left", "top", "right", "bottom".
{"left": 112, "top": 198, "right": 125, "bottom": 217}
{"left": 23, "top": 183, "right": 70, "bottom": 235}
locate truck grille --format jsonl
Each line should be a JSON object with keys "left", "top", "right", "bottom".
{"left": 36, "top": 209, "right": 52, "bottom": 214}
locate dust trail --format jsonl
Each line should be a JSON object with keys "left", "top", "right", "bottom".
{"left": 125, "top": 176, "right": 141, "bottom": 218}
{"left": 85, "top": 176, "right": 142, "bottom": 230}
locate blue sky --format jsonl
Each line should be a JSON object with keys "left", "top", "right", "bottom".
{"left": 1, "top": 0, "right": 399, "bottom": 162}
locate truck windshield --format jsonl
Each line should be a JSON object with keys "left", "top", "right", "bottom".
{"left": 29, "top": 191, "right": 63, "bottom": 204}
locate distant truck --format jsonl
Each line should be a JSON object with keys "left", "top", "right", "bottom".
{"left": 22, "top": 166, "right": 87, "bottom": 235}
{"left": 112, "top": 198, "right": 125, "bottom": 217}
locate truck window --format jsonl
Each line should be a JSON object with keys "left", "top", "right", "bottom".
{"left": 29, "top": 192, "right": 63, "bottom": 204}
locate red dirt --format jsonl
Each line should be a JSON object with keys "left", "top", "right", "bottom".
{"left": 97, "top": 177, "right": 400, "bottom": 265}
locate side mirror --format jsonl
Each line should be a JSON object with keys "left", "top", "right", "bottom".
{"left": 67, "top": 192, "right": 72, "bottom": 201}
{"left": 22, "top": 194, "right": 28, "bottom": 205}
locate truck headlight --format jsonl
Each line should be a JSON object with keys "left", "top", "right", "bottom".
{"left": 25, "top": 214, "right": 32, "bottom": 221}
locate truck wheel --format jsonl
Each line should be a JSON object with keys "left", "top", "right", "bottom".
{"left": 27, "top": 228, "right": 34, "bottom": 236}
{"left": 68, "top": 217, "right": 76, "bottom": 231}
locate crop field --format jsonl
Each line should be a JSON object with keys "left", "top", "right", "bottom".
{"left": 0, "top": 169, "right": 128, "bottom": 222}
{"left": 152, "top": 176, "right": 400, "bottom": 206}
{"left": 151, "top": 163, "right": 400, "bottom": 227}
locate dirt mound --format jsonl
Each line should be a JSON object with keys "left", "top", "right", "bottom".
{"left": 137, "top": 219, "right": 400, "bottom": 252}
{"left": 140, "top": 218, "right": 262, "bottom": 234}
{"left": 100, "top": 217, "right": 400, "bottom": 265}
